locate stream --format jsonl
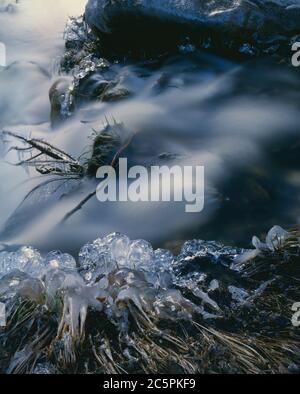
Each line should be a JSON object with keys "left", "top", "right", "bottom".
{"left": 0, "top": 0, "right": 300, "bottom": 255}
{"left": 0, "top": 0, "right": 300, "bottom": 375}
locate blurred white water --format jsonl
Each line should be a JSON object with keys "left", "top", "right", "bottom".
{"left": 0, "top": 0, "right": 86, "bottom": 65}
{"left": 0, "top": 1, "right": 300, "bottom": 254}
{"left": 0, "top": 0, "right": 86, "bottom": 242}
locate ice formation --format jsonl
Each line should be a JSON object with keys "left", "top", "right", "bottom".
{"left": 0, "top": 226, "right": 299, "bottom": 374}
{"left": 0, "top": 233, "right": 180, "bottom": 342}
{"left": 0, "top": 227, "right": 296, "bottom": 320}
{"left": 231, "top": 225, "right": 296, "bottom": 270}
{"left": 0, "top": 247, "right": 76, "bottom": 279}
{"left": 0, "top": 230, "right": 240, "bottom": 346}
{"left": 78, "top": 233, "right": 174, "bottom": 284}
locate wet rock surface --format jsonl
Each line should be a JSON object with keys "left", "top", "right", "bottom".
{"left": 52, "top": 0, "right": 300, "bottom": 122}
{"left": 49, "top": 78, "right": 74, "bottom": 127}
{"left": 85, "top": 0, "right": 300, "bottom": 56}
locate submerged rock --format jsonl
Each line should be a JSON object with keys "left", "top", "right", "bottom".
{"left": 49, "top": 78, "right": 74, "bottom": 127}
{"left": 85, "top": 0, "right": 300, "bottom": 55}
{"left": 51, "top": 55, "right": 113, "bottom": 122}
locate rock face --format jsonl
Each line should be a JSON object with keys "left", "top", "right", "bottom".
{"left": 49, "top": 78, "right": 74, "bottom": 127}
{"left": 85, "top": 0, "right": 300, "bottom": 53}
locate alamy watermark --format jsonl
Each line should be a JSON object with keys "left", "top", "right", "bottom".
{"left": 291, "top": 42, "right": 300, "bottom": 67}
{"left": 0, "top": 302, "right": 6, "bottom": 327}
{"left": 0, "top": 41, "right": 6, "bottom": 67}
{"left": 96, "top": 159, "right": 205, "bottom": 213}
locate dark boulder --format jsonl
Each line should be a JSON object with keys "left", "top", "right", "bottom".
{"left": 85, "top": 0, "right": 300, "bottom": 55}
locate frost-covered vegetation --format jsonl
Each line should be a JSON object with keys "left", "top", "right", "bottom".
{"left": 0, "top": 226, "right": 299, "bottom": 374}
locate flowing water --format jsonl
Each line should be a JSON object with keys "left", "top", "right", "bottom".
{"left": 1, "top": 0, "right": 300, "bottom": 255}
{"left": 0, "top": 0, "right": 299, "bottom": 375}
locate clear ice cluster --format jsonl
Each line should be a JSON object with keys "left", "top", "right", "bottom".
{"left": 0, "top": 233, "right": 174, "bottom": 284}
{"left": 78, "top": 233, "right": 174, "bottom": 283}
{"left": 0, "top": 246, "right": 76, "bottom": 279}
{"left": 0, "top": 226, "right": 296, "bottom": 343}
{"left": 231, "top": 225, "right": 294, "bottom": 270}
{"left": 178, "top": 239, "right": 243, "bottom": 266}
{"left": 64, "top": 16, "right": 90, "bottom": 50}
